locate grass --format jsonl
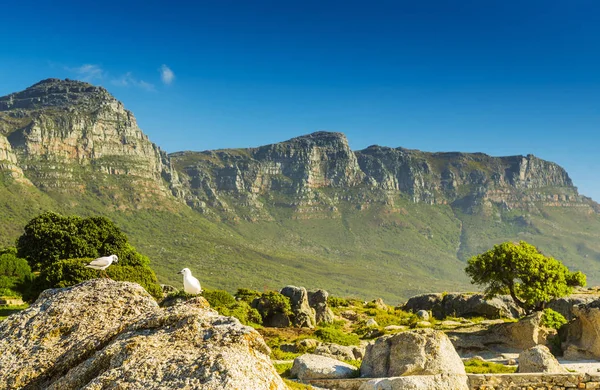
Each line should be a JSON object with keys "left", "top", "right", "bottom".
{"left": 283, "top": 379, "right": 313, "bottom": 389}
{"left": 464, "top": 359, "right": 517, "bottom": 374}
{"left": 0, "top": 304, "right": 28, "bottom": 320}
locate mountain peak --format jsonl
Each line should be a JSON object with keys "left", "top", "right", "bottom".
{"left": 0, "top": 78, "right": 113, "bottom": 111}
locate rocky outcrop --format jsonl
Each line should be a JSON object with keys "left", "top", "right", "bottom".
{"left": 0, "top": 279, "right": 286, "bottom": 390}
{"left": 447, "top": 312, "right": 553, "bottom": 353}
{"left": 547, "top": 296, "right": 595, "bottom": 321}
{"left": 360, "top": 328, "right": 465, "bottom": 378}
{"left": 403, "top": 292, "right": 523, "bottom": 319}
{"left": 517, "top": 345, "right": 568, "bottom": 373}
{"left": 290, "top": 354, "right": 357, "bottom": 380}
{"left": 563, "top": 299, "right": 600, "bottom": 359}
{"left": 308, "top": 289, "right": 334, "bottom": 324}
{"left": 280, "top": 285, "right": 316, "bottom": 328}
{"left": 314, "top": 343, "right": 357, "bottom": 361}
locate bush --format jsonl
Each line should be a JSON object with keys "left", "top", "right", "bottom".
{"left": 235, "top": 288, "right": 261, "bottom": 303}
{"left": 0, "top": 251, "right": 34, "bottom": 298}
{"left": 541, "top": 308, "right": 568, "bottom": 330}
{"left": 203, "top": 289, "right": 237, "bottom": 307}
{"left": 253, "top": 291, "right": 293, "bottom": 323}
{"left": 328, "top": 296, "right": 350, "bottom": 308}
{"left": 314, "top": 327, "right": 360, "bottom": 346}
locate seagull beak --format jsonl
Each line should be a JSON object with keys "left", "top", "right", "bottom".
{"left": 177, "top": 271, "right": 183, "bottom": 274}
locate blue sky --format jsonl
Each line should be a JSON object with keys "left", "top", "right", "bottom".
{"left": 1, "top": 0, "right": 599, "bottom": 200}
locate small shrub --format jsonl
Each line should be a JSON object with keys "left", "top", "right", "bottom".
{"left": 273, "top": 362, "right": 293, "bottom": 377}
{"left": 203, "top": 289, "right": 236, "bottom": 308}
{"left": 328, "top": 296, "right": 350, "bottom": 308}
{"left": 541, "top": 308, "right": 568, "bottom": 330}
{"left": 235, "top": 288, "right": 261, "bottom": 303}
{"left": 271, "top": 348, "right": 301, "bottom": 360}
{"left": 314, "top": 327, "right": 360, "bottom": 346}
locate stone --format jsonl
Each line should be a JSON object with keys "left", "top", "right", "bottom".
{"left": 357, "top": 374, "right": 469, "bottom": 390}
{"left": 564, "top": 299, "right": 600, "bottom": 359}
{"left": 416, "top": 310, "right": 429, "bottom": 320}
{"left": 298, "top": 338, "right": 321, "bottom": 351}
{"left": 366, "top": 318, "right": 378, "bottom": 327}
{"left": 447, "top": 311, "right": 552, "bottom": 353}
{"left": 384, "top": 325, "right": 408, "bottom": 332}
{"left": 416, "top": 320, "right": 432, "bottom": 328}
{"left": 314, "top": 343, "right": 356, "bottom": 361}
{"left": 290, "top": 354, "right": 357, "bottom": 380}
{"left": 548, "top": 296, "right": 595, "bottom": 321}
{"left": 160, "top": 284, "right": 178, "bottom": 297}
{"left": 368, "top": 298, "right": 387, "bottom": 310}
{"left": 352, "top": 345, "right": 367, "bottom": 360}
{"left": 280, "top": 285, "right": 316, "bottom": 328}
{"left": 0, "top": 279, "right": 286, "bottom": 390}
{"left": 402, "top": 292, "right": 523, "bottom": 320}
{"left": 308, "top": 289, "right": 335, "bottom": 324}
{"left": 341, "top": 310, "right": 359, "bottom": 321}
{"left": 360, "top": 328, "right": 465, "bottom": 378}
{"left": 517, "top": 345, "right": 568, "bottom": 373}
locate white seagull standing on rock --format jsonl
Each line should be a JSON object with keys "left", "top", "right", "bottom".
{"left": 85, "top": 255, "right": 118, "bottom": 278}
{"left": 178, "top": 268, "right": 202, "bottom": 295}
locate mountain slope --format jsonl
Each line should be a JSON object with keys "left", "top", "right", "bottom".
{"left": 1, "top": 79, "right": 599, "bottom": 303}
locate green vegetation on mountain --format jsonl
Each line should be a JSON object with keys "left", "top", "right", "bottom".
{"left": 466, "top": 241, "right": 586, "bottom": 312}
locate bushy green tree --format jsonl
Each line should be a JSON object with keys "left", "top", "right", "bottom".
{"left": 15, "top": 212, "right": 162, "bottom": 300}
{"left": 0, "top": 249, "right": 33, "bottom": 297}
{"left": 466, "top": 241, "right": 586, "bottom": 313}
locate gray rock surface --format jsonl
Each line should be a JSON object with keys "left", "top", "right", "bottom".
{"left": 548, "top": 296, "right": 595, "bottom": 321}
{"left": 563, "top": 299, "right": 600, "bottom": 359}
{"left": 360, "top": 328, "right": 465, "bottom": 378}
{"left": 517, "top": 345, "right": 568, "bottom": 373}
{"left": 281, "top": 285, "right": 316, "bottom": 328}
{"left": 403, "top": 292, "right": 523, "bottom": 319}
{"left": 290, "top": 354, "right": 357, "bottom": 380}
{"left": 357, "top": 374, "right": 469, "bottom": 390}
{"left": 0, "top": 279, "right": 286, "bottom": 390}
{"left": 416, "top": 310, "right": 429, "bottom": 320}
{"left": 308, "top": 289, "right": 335, "bottom": 324}
{"left": 314, "top": 343, "right": 356, "bottom": 361}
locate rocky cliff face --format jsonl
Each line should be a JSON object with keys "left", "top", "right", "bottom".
{"left": 0, "top": 79, "right": 182, "bottom": 209}
{"left": 172, "top": 132, "right": 590, "bottom": 219}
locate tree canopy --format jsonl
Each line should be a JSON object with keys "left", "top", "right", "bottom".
{"left": 15, "top": 211, "right": 162, "bottom": 300}
{"left": 465, "top": 240, "right": 586, "bottom": 313}
{"left": 0, "top": 249, "right": 33, "bottom": 297}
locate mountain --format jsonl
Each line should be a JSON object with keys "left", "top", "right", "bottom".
{"left": 1, "top": 79, "right": 599, "bottom": 302}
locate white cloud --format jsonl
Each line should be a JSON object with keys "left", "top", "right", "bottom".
{"left": 66, "top": 64, "right": 104, "bottom": 81}
{"left": 111, "top": 72, "right": 155, "bottom": 91}
{"left": 160, "top": 64, "right": 175, "bottom": 85}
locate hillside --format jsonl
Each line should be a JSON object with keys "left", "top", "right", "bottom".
{"left": 1, "top": 78, "right": 599, "bottom": 303}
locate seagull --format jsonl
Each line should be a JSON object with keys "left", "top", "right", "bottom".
{"left": 85, "top": 254, "right": 118, "bottom": 278}
{"left": 178, "top": 268, "right": 202, "bottom": 295}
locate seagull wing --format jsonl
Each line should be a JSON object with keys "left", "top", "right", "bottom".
{"left": 87, "top": 256, "right": 112, "bottom": 267}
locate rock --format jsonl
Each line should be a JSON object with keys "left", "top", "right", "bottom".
{"left": 280, "top": 285, "right": 316, "bottom": 328}
{"left": 402, "top": 292, "right": 523, "bottom": 320}
{"left": 402, "top": 293, "right": 444, "bottom": 317}
{"left": 360, "top": 328, "right": 465, "bottom": 378}
{"left": 548, "top": 296, "right": 595, "bottom": 321}
{"left": 341, "top": 310, "right": 359, "bottom": 321}
{"left": 357, "top": 374, "right": 469, "bottom": 390}
{"left": 0, "top": 279, "right": 286, "bottom": 390}
{"left": 563, "top": 299, "right": 600, "bottom": 359}
{"left": 314, "top": 343, "right": 356, "bottom": 361}
{"left": 447, "top": 311, "right": 552, "bottom": 353}
{"left": 281, "top": 343, "right": 299, "bottom": 353}
{"left": 416, "top": 320, "right": 432, "bottom": 328}
{"left": 416, "top": 310, "right": 429, "bottom": 320}
{"left": 352, "top": 345, "right": 367, "bottom": 360}
{"left": 384, "top": 325, "right": 408, "bottom": 332}
{"left": 366, "top": 318, "right": 378, "bottom": 327}
{"left": 298, "top": 338, "right": 321, "bottom": 351}
{"left": 440, "top": 320, "right": 463, "bottom": 328}
{"left": 290, "top": 354, "right": 357, "bottom": 380}
{"left": 517, "top": 345, "right": 568, "bottom": 373}
{"left": 160, "top": 284, "right": 178, "bottom": 297}
{"left": 368, "top": 298, "right": 387, "bottom": 310}
{"left": 308, "top": 289, "right": 335, "bottom": 324}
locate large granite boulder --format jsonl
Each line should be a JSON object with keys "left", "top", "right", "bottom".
{"left": 290, "top": 354, "right": 357, "bottom": 380}
{"left": 281, "top": 285, "right": 316, "bottom": 328}
{"left": 358, "top": 374, "right": 469, "bottom": 390}
{"left": 547, "top": 296, "right": 595, "bottom": 321}
{"left": 402, "top": 293, "right": 522, "bottom": 319}
{"left": 517, "top": 345, "right": 568, "bottom": 373}
{"left": 0, "top": 279, "right": 286, "bottom": 390}
{"left": 563, "top": 299, "right": 600, "bottom": 359}
{"left": 360, "top": 328, "right": 465, "bottom": 378}
{"left": 308, "top": 289, "right": 334, "bottom": 324}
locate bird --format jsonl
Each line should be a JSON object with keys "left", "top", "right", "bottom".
{"left": 85, "top": 254, "right": 118, "bottom": 278}
{"left": 178, "top": 268, "right": 202, "bottom": 295}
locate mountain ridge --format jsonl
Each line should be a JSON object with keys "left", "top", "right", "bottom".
{"left": 0, "top": 78, "right": 599, "bottom": 302}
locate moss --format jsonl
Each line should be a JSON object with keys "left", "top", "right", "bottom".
{"left": 464, "top": 359, "right": 517, "bottom": 374}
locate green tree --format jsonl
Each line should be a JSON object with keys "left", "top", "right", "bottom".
{"left": 15, "top": 212, "right": 163, "bottom": 300}
{"left": 0, "top": 250, "right": 33, "bottom": 297}
{"left": 465, "top": 241, "right": 586, "bottom": 313}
